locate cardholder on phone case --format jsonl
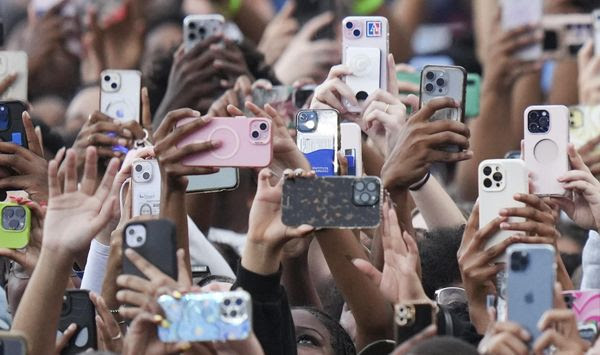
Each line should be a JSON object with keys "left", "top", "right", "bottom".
{"left": 0, "top": 101, "right": 27, "bottom": 148}
{"left": 58, "top": 290, "right": 97, "bottom": 355}
{"left": 158, "top": 290, "right": 252, "bottom": 343}
{"left": 281, "top": 176, "right": 382, "bottom": 228}
{"left": 183, "top": 14, "right": 224, "bottom": 52}
{"left": 296, "top": 109, "right": 339, "bottom": 176}
{"left": 176, "top": 117, "right": 273, "bottom": 168}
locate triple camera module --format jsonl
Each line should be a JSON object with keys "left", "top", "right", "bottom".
{"left": 481, "top": 164, "right": 505, "bottom": 191}
{"left": 2, "top": 206, "right": 26, "bottom": 231}
{"left": 527, "top": 109, "right": 550, "bottom": 134}
{"left": 353, "top": 178, "right": 380, "bottom": 206}
{"left": 510, "top": 250, "right": 530, "bottom": 272}
{"left": 423, "top": 70, "right": 448, "bottom": 96}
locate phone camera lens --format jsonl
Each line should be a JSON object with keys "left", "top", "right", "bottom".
{"left": 259, "top": 122, "right": 268, "bottom": 131}
{"left": 483, "top": 178, "right": 492, "bottom": 188}
{"left": 425, "top": 83, "right": 434, "bottom": 92}
{"left": 528, "top": 123, "right": 539, "bottom": 132}
{"left": 111, "top": 83, "right": 117, "bottom": 89}
{"left": 198, "top": 27, "right": 206, "bottom": 35}
{"left": 366, "top": 182, "right": 376, "bottom": 191}
{"left": 143, "top": 172, "right": 150, "bottom": 180}
{"left": 299, "top": 113, "right": 308, "bottom": 121}
{"left": 528, "top": 111, "right": 539, "bottom": 120}
{"left": 15, "top": 207, "right": 24, "bottom": 218}
{"left": 492, "top": 172, "right": 503, "bottom": 182}
{"left": 436, "top": 78, "right": 445, "bottom": 86}
{"left": 188, "top": 33, "right": 196, "bottom": 41}
{"left": 136, "top": 236, "right": 142, "bottom": 243}
{"left": 104, "top": 75, "right": 110, "bottom": 82}
{"left": 345, "top": 22, "right": 353, "bottom": 29}
{"left": 353, "top": 29, "right": 361, "bottom": 37}
{"left": 188, "top": 22, "right": 196, "bottom": 29}
{"left": 224, "top": 299, "right": 231, "bottom": 306}
{"left": 236, "top": 298, "right": 243, "bottom": 305}
{"left": 539, "top": 116, "right": 549, "bottom": 126}
{"left": 360, "top": 192, "right": 370, "bottom": 203}
{"left": 425, "top": 71, "right": 435, "bottom": 80}
{"left": 483, "top": 166, "right": 492, "bottom": 176}
{"left": 230, "top": 310, "right": 237, "bottom": 317}
{"left": 251, "top": 131, "right": 259, "bottom": 139}
{"left": 355, "top": 181, "right": 365, "bottom": 191}
{"left": 135, "top": 164, "right": 143, "bottom": 172}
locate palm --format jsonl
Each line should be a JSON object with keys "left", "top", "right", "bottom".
{"left": 248, "top": 176, "right": 285, "bottom": 244}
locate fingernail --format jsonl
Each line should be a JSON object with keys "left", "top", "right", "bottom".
{"left": 153, "top": 314, "right": 163, "bottom": 323}
{"left": 521, "top": 329, "right": 531, "bottom": 340}
{"left": 192, "top": 110, "right": 201, "bottom": 117}
{"left": 160, "top": 319, "right": 171, "bottom": 328}
{"left": 214, "top": 59, "right": 223, "bottom": 66}
{"left": 499, "top": 209, "right": 507, "bottom": 215}
{"left": 69, "top": 323, "right": 77, "bottom": 330}
{"left": 211, "top": 140, "right": 221, "bottom": 148}
{"left": 172, "top": 290, "right": 182, "bottom": 299}
{"left": 514, "top": 193, "right": 521, "bottom": 199}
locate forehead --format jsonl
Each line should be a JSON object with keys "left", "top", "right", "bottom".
{"left": 292, "top": 309, "right": 331, "bottom": 336}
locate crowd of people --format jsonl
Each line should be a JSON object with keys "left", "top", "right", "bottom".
{"left": 2, "top": 0, "right": 600, "bottom": 354}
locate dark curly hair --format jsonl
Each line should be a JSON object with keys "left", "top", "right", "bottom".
{"left": 294, "top": 307, "right": 356, "bottom": 355}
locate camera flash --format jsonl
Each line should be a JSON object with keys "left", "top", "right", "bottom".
{"left": 305, "top": 120, "right": 316, "bottom": 129}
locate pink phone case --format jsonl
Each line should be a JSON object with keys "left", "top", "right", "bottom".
{"left": 563, "top": 290, "right": 600, "bottom": 325}
{"left": 176, "top": 117, "right": 272, "bottom": 168}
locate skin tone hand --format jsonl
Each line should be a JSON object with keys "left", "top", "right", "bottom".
{"left": 275, "top": 12, "right": 340, "bottom": 85}
{"left": 578, "top": 41, "right": 600, "bottom": 106}
{"left": 242, "top": 168, "right": 314, "bottom": 275}
{"left": 380, "top": 97, "right": 472, "bottom": 189}
{"left": 478, "top": 309, "right": 530, "bottom": 355}
{"left": 55, "top": 323, "right": 78, "bottom": 355}
{"left": 90, "top": 292, "right": 123, "bottom": 353}
{"left": 0, "top": 74, "right": 17, "bottom": 97}
{"left": 207, "top": 75, "right": 254, "bottom": 117}
{"left": 310, "top": 64, "right": 359, "bottom": 116}
{"left": 553, "top": 144, "right": 600, "bottom": 231}
{"left": 353, "top": 199, "right": 429, "bottom": 304}
{"left": 577, "top": 134, "right": 600, "bottom": 177}
{"left": 257, "top": 1, "right": 298, "bottom": 65}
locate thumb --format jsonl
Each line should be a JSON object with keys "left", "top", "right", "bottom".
{"left": 286, "top": 224, "right": 315, "bottom": 238}
{"left": 401, "top": 94, "right": 419, "bottom": 115}
{"left": 226, "top": 104, "right": 244, "bottom": 117}
{"left": 351, "top": 258, "right": 383, "bottom": 287}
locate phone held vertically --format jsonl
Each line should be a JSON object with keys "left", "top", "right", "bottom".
{"left": 158, "top": 290, "right": 252, "bottom": 342}
{"left": 131, "top": 159, "right": 161, "bottom": 217}
{"left": 186, "top": 168, "right": 239, "bottom": 193}
{"left": 0, "top": 202, "right": 30, "bottom": 249}
{"left": 176, "top": 117, "right": 273, "bottom": 168}
{"left": 342, "top": 16, "right": 389, "bottom": 112}
{"left": 100, "top": 70, "right": 141, "bottom": 123}
{"left": 281, "top": 176, "right": 382, "bottom": 228}
{"left": 340, "top": 122, "right": 363, "bottom": 176}
{"left": 58, "top": 290, "right": 97, "bottom": 355}
{"left": 0, "top": 101, "right": 28, "bottom": 148}
{"left": 183, "top": 14, "right": 224, "bottom": 52}
{"left": 543, "top": 14, "right": 592, "bottom": 59}
{"left": 507, "top": 244, "right": 556, "bottom": 344}
{"left": 569, "top": 105, "right": 600, "bottom": 151}
{"left": 296, "top": 109, "right": 339, "bottom": 176}
{"left": 523, "top": 105, "right": 569, "bottom": 196}
{"left": 0, "top": 51, "right": 27, "bottom": 102}
{"left": 122, "top": 219, "right": 178, "bottom": 280}
{"left": 478, "top": 159, "right": 528, "bottom": 255}
{"left": 500, "top": 0, "right": 543, "bottom": 60}
{"left": 0, "top": 333, "right": 27, "bottom": 355}
{"left": 420, "top": 65, "right": 466, "bottom": 122}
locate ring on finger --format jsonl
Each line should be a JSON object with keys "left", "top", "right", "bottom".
{"left": 384, "top": 104, "right": 390, "bottom": 114}
{"left": 111, "top": 332, "right": 122, "bottom": 341}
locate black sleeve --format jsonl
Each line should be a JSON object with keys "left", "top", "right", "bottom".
{"left": 232, "top": 263, "right": 297, "bottom": 355}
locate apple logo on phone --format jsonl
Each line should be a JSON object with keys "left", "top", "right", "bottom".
{"left": 525, "top": 292, "right": 534, "bottom": 304}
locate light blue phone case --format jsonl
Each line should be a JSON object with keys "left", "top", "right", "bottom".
{"left": 157, "top": 290, "right": 252, "bottom": 342}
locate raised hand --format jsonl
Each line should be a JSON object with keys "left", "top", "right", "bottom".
{"left": 257, "top": 1, "right": 298, "bottom": 65}
{"left": 90, "top": 292, "right": 123, "bottom": 353}
{"left": 310, "top": 64, "right": 359, "bottom": 115}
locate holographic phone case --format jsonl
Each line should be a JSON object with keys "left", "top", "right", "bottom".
{"left": 296, "top": 109, "right": 339, "bottom": 176}
{"left": 158, "top": 290, "right": 252, "bottom": 343}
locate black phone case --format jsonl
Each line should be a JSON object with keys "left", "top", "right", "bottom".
{"left": 394, "top": 304, "right": 434, "bottom": 344}
{"left": 122, "top": 219, "right": 178, "bottom": 280}
{"left": 294, "top": 0, "right": 337, "bottom": 40}
{"left": 0, "top": 101, "right": 27, "bottom": 149}
{"left": 58, "top": 289, "right": 97, "bottom": 355}
{"left": 281, "top": 176, "right": 382, "bottom": 228}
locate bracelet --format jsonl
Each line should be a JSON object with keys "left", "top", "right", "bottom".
{"left": 409, "top": 171, "right": 431, "bottom": 191}
{"left": 352, "top": 0, "right": 384, "bottom": 15}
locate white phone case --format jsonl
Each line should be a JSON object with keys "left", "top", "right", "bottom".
{"left": 478, "top": 159, "right": 529, "bottom": 255}
{"left": 340, "top": 122, "right": 363, "bottom": 176}
{"left": 420, "top": 65, "right": 466, "bottom": 122}
{"left": 131, "top": 159, "right": 161, "bottom": 217}
{"left": 501, "top": 0, "right": 543, "bottom": 60}
{"left": 342, "top": 16, "right": 389, "bottom": 113}
{"left": 523, "top": 105, "right": 569, "bottom": 196}
{"left": 100, "top": 70, "right": 141, "bottom": 123}
{"left": 183, "top": 14, "right": 225, "bottom": 52}
{"left": 0, "top": 51, "right": 28, "bottom": 102}
{"left": 594, "top": 10, "right": 600, "bottom": 56}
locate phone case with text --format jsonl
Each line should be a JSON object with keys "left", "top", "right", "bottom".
{"left": 183, "top": 15, "right": 224, "bottom": 52}
{"left": 131, "top": 159, "right": 161, "bottom": 217}
{"left": 296, "top": 109, "right": 339, "bottom": 176}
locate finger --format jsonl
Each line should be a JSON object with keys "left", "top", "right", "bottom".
{"left": 48, "top": 159, "right": 60, "bottom": 198}
{"left": 176, "top": 249, "right": 192, "bottom": 287}
{"left": 22, "top": 111, "right": 44, "bottom": 156}
{"left": 226, "top": 104, "right": 244, "bottom": 117}
{"left": 532, "top": 330, "right": 565, "bottom": 355}
{"left": 56, "top": 323, "right": 77, "bottom": 352}
{"left": 115, "top": 289, "right": 148, "bottom": 308}
{"left": 156, "top": 117, "right": 213, "bottom": 151}
{"left": 567, "top": 143, "right": 592, "bottom": 173}
{"left": 578, "top": 133, "right": 600, "bottom": 155}
{"left": 154, "top": 109, "right": 202, "bottom": 142}
{"left": 163, "top": 140, "right": 221, "bottom": 165}
{"left": 141, "top": 87, "right": 153, "bottom": 134}
{"left": 117, "top": 306, "right": 142, "bottom": 320}
{"left": 0, "top": 73, "right": 17, "bottom": 94}
{"left": 351, "top": 258, "right": 383, "bottom": 287}
{"left": 124, "top": 248, "right": 174, "bottom": 283}
{"left": 326, "top": 64, "right": 353, "bottom": 80}
{"left": 412, "top": 97, "right": 459, "bottom": 122}
{"left": 116, "top": 274, "right": 152, "bottom": 294}
{"left": 297, "top": 12, "right": 334, "bottom": 41}
{"left": 63, "top": 149, "right": 78, "bottom": 193}
{"left": 80, "top": 147, "right": 98, "bottom": 195}
{"left": 94, "top": 158, "right": 120, "bottom": 200}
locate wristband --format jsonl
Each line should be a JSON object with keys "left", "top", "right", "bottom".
{"left": 352, "top": 0, "right": 384, "bottom": 15}
{"left": 409, "top": 171, "right": 431, "bottom": 191}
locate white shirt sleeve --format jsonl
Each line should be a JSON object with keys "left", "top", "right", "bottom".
{"left": 80, "top": 239, "right": 111, "bottom": 293}
{"left": 187, "top": 217, "right": 235, "bottom": 278}
{"left": 581, "top": 230, "right": 600, "bottom": 290}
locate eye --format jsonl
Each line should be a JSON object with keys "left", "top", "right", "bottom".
{"left": 297, "top": 334, "right": 319, "bottom": 347}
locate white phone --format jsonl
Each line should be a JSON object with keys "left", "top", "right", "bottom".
{"left": 0, "top": 51, "right": 28, "bottom": 102}
{"left": 478, "top": 159, "right": 529, "bottom": 255}
{"left": 594, "top": 9, "right": 600, "bottom": 56}
{"left": 340, "top": 122, "right": 363, "bottom": 176}
{"left": 342, "top": 16, "right": 389, "bottom": 113}
{"left": 523, "top": 105, "right": 570, "bottom": 196}
{"left": 501, "top": 0, "right": 543, "bottom": 60}
{"left": 131, "top": 159, "right": 161, "bottom": 217}
{"left": 100, "top": 70, "right": 141, "bottom": 123}
{"left": 183, "top": 14, "right": 225, "bottom": 52}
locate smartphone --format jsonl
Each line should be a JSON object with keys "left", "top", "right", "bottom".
{"left": 131, "top": 159, "right": 160, "bottom": 217}
{"left": 183, "top": 14, "right": 224, "bottom": 52}
{"left": 563, "top": 290, "right": 600, "bottom": 325}
{"left": 569, "top": 105, "right": 600, "bottom": 151}
{"left": 282, "top": 176, "right": 382, "bottom": 228}
{"left": 293, "top": 84, "right": 317, "bottom": 109}
{"left": 0, "top": 202, "right": 29, "bottom": 249}
{"left": 342, "top": 16, "right": 389, "bottom": 112}
{"left": 175, "top": 117, "right": 272, "bottom": 168}
{"left": 158, "top": 290, "right": 252, "bottom": 342}
{"left": 296, "top": 109, "right": 339, "bottom": 176}
{"left": 507, "top": 244, "right": 556, "bottom": 344}
{"left": 99, "top": 70, "right": 141, "bottom": 123}
{"left": 465, "top": 73, "right": 481, "bottom": 118}
{"left": 241, "top": 86, "right": 293, "bottom": 116}
{"left": 501, "top": 0, "right": 543, "bottom": 60}
{"left": 186, "top": 169, "right": 239, "bottom": 193}
{"left": 523, "top": 105, "right": 569, "bottom": 196}
{"left": 294, "top": 0, "right": 336, "bottom": 40}
{"left": 478, "top": 159, "right": 529, "bottom": 254}
{"left": 420, "top": 65, "right": 466, "bottom": 122}
{"left": 0, "top": 333, "right": 26, "bottom": 355}
{"left": 394, "top": 303, "right": 434, "bottom": 344}
{"left": 543, "top": 14, "right": 592, "bottom": 59}
{"left": 340, "top": 122, "right": 362, "bottom": 176}
{"left": 0, "top": 51, "right": 27, "bottom": 102}
{"left": 58, "top": 290, "right": 97, "bottom": 355}
{"left": 0, "top": 101, "right": 28, "bottom": 148}
{"left": 594, "top": 9, "right": 600, "bottom": 56}
{"left": 122, "top": 219, "right": 178, "bottom": 280}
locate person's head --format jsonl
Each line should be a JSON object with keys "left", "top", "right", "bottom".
{"left": 404, "top": 336, "right": 478, "bottom": 355}
{"left": 141, "top": 17, "right": 182, "bottom": 77}
{"left": 62, "top": 85, "right": 100, "bottom": 144}
{"left": 419, "top": 226, "right": 465, "bottom": 299}
{"left": 292, "top": 307, "right": 356, "bottom": 355}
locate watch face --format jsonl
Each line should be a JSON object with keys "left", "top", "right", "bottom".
{"left": 394, "top": 304, "right": 416, "bottom": 327}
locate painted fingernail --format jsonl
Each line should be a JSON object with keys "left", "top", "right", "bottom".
{"left": 211, "top": 140, "right": 221, "bottom": 148}
{"left": 178, "top": 342, "right": 192, "bottom": 351}
{"left": 160, "top": 319, "right": 171, "bottom": 328}
{"left": 192, "top": 110, "right": 201, "bottom": 117}
{"left": 153, "top": 314, "right": 163, "bottom": 323}
{"left": 172, "top": 290, "right": 182, "bottom": 299}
